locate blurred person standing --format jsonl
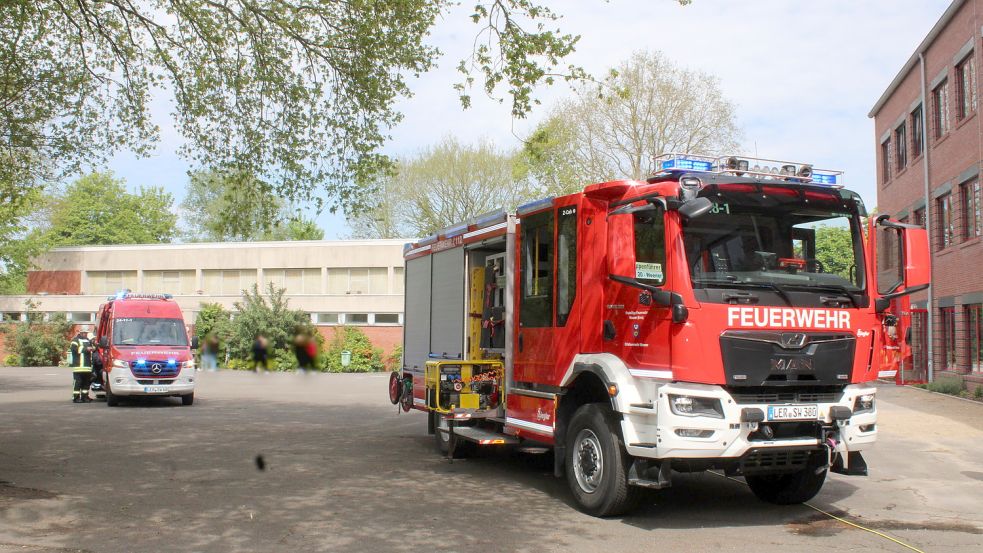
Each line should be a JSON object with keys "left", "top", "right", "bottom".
{"left": 252, "top": 334, "right": 269, "bottom": 372}
{"left": 69, "top": 328, "right": 94, "bottom": 403}
{"left": 201, "top": 333, "right": 220, "bottom": 371}
{"left": 293, "top": 329, "right": 316, "bottom": 373}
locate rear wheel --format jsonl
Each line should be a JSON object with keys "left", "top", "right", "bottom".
{"left": 432, "top": 413, "right": 473, "bottom": 458}
{"left": 746, "top": 457, "right": 827, "bottom": 505}
{"left": 565, "top": 403, "right": 641, "bottom": 517}
{"left": 181, "top": 393, "right": 195, "bottom": 406}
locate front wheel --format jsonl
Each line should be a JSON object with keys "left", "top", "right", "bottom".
{"left": 181, "top": 393, "right": 195, "bottom": 406}
{"left": 106, "top": 386, "right": 119, "bottom": 407}
{"left": 565, "top": 403, "right": 641, "bottom": 517}
{"left": 746, "top": 459, "right": 827, "bottom": 505}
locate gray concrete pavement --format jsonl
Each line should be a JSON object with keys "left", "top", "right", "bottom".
{"left": 1, "top": 367, "right": 981, "bottom": 552}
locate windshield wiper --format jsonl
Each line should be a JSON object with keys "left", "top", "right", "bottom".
{"left": 692, "top": 277, "right": 793, "bottom": 306}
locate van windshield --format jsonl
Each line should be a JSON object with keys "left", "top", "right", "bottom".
{"left": 112, "top": 317, "right": 188, "bottom": 346}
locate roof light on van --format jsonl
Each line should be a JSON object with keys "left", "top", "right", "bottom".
{"left": 660, "top": 156, "right": 713, "bottom": 172}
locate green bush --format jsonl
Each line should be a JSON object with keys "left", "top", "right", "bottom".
{"left": 3, "top": 354, "right": 20, "bottom": 366}
{"left": 925, "top": 377, "right": 964, "bottom": 396}
{"left": 385, "top": 344, "right": 403, "bottom": 371}
{"left": 321, "top": 326, "right": 384, "bottom": 372}
{"left": 0, "top": 301, "right": 73, "bottom": 367}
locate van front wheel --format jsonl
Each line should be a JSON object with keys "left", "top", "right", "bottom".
{"left": 181, "top": 393, "right": 194, "bottom": 406}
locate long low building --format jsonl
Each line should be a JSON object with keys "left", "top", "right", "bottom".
{"left": 0, "top": 239, "right": 409, "bottom": 356}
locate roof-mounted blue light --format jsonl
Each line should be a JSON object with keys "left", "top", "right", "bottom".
{"left": 811, "top": 173, "right": 838, "bottom": 186}
{"left": 660, "top": 157, "right": 713, "bottom": 172}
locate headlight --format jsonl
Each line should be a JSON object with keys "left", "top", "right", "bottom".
{"left": 853, "top": 393, "right": 875, "bottom": 414}
{"left": 112, "top": 359, "right": 129, "bottom": 369}
{"left": 669, "top": 395, "right": 724, "bottom": 418}
{"left": 182, "top": 360, "right": 195, "bottom": 370}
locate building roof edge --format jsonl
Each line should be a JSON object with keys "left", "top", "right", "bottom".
{"left": 868, "top": 0, "right": 965, "bottom": 118}
{"left": 43, "top": 238, "right": 416, "bottom": 254}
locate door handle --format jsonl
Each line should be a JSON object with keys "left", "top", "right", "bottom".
{"left": 518, "top": 333, "right": 524, "bottom": 352}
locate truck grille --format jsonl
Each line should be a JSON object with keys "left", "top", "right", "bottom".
{"left": 720, "top": 331, "right": 855, "bottom": 387}
{"left": 137, "top": 379, "right": 176, "bottom": 385}
{"left": 130, "top": 361, "right": 180, "bottom": 379}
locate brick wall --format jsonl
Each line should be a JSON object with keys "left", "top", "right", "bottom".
{"left": 26, "top": 271, "right": 82, "bottom": 295}
{"left": 315, "top": 326, "right": 402, "bottom": 355}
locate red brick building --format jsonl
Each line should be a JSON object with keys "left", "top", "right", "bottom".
{"left": 870, "top": 0, "right": 983, "bottom": 387}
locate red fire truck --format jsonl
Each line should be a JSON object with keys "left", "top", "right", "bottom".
{"left": 389, "top": 153, "right": 930, "bottom": 516}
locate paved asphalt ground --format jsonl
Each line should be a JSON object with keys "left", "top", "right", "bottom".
{"left": 1, "top": 367, "right": 982, "bottom": 553}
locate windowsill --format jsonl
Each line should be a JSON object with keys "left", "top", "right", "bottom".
{"left": 933, "top": 132, "right": 951, "bottom": 147}
{"left": 937, "top": 246, "right": 955, "bottom": 257}
{"left": 960, "top": 236, "right": 982, "bottom": 249}
{"left": 894, "top": 165, "right": 910, "bottom": 179}
{"left": 956, "top": 111, "right": 977, "bottom": 130}
{"left": 910, "top": 153, "right": 925, "bottom": 165}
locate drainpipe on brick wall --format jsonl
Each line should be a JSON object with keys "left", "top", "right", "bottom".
{"left": 919, "top": 52, "right": 935, "bottom": 383}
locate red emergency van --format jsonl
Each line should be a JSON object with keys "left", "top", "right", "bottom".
{"left": 94, "top": 293, "right": 198, "bottom": 406}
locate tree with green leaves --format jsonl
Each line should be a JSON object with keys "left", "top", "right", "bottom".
{"left": 225, "top": 283, "right": 316, "bottom": 370}
{"left": 180, "top": 168, "right": 324, "bottom": 241}
{"left": 46, "top": 173, "right": 177, "bottom": 246}
{"left": 1, "top": 0, "right": 588, "bottom": 230}
{"left": 814, "top": 226, "right": 856, "bottom": 281}
{"left": 521, "top": 50, "right": 741, "bottom": 194}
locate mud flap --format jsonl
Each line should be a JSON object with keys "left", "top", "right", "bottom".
{"left": 628, "top": 459, "right": 672, "bottom": 489}
{"left": 830, "top": 451, "right": 868, "bottom": 476}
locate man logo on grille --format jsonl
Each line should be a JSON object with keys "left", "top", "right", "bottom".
{"left": 151, "top": 363, "right": 163, "bottom": 374}
{"left": 780, "top": 333, "right": 807, "bottom": 348}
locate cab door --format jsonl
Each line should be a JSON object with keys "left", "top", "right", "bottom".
{"left": 514, "top": 207, "right": 555, "bottom": 384}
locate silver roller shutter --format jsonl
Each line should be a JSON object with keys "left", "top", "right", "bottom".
{"left": 429, "top": 248, "right": 465, "bottom": 359}
{"left": 402, "top": 255, "right": 432, "bottom": 374}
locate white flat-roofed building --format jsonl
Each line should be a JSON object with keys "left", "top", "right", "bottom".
{"left": 0, "top": 239, "right": 409, "bottom": 353}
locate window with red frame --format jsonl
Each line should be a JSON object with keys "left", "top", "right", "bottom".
{"left": 957, "top": 54, "right": 977, "bottom": 120}
{"left": 881, "top": 139, "right": 892, "bottom": 183}
{"left": 933, "top": 79, "right": 951, "bottom": 138}
{"left": 937, "top": 193, "right": 953, "bottom": 248}
{"left": 911, "top": 105, "right": 924, "bottom": 157}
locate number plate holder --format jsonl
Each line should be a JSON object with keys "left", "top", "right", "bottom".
{"left": 767, "top": 404, "right": 818, "bottom": 421}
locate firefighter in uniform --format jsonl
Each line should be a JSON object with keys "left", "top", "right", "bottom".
{"left": 70, "top": 329, "right": 94, "bottom": 403}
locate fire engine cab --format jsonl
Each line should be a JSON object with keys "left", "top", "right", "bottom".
{"left": 94, "top": 293, "right": 199, "bottom": 406}
{"left": 389, "top": 153, "right": 930, "bottom": 516}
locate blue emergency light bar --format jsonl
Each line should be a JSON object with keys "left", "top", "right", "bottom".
{"left": 660, "top": 157, "right": 714, "bottom": 172}
{"left": 811, "top": 173, "right": 838, "bottom": 185}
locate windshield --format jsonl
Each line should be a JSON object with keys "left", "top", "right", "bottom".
{"left": 112, "top": 317, "right": 189, "bottom": 346}
{"left": 682, "top": 187, "right": 866, "bottom": 293}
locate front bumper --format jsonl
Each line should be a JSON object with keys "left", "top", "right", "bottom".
{"left": 106, "top": 368, "right": 196, "bottom": 397}
{"left": 621, "top": 382, "right": 876, "bottom": 461}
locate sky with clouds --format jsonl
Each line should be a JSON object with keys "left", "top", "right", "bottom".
{"left": 105, "top": 0, "right": 952, "bottom": 239}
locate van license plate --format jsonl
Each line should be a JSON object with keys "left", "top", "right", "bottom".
{"left": 144, "top": 386, "right": 169, "bottom": 393}
{"left": 767, "top": 404, "right": 818, "bottom": 421}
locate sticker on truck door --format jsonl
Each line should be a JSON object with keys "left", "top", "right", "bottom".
{"left": 635, "top": 262, "right": 663, "bottom": 281}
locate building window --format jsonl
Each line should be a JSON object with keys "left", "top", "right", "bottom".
{"left": 143, "top": 270, "right": 196, "bottom": 295}
{"left": 937, "top": 193, "right": 953, "bottom": 249}
{"left": 70, "top": 312, "right": 94, "bottom": 323}
{"left": 961, "top": 179, "right": 981, "bottom": 240}
{"left": 87, "top": 271, "right": 138, "bottom": 296}
{"left": 346, "top": 313, "right": 369, "bottom": 324}
{"left": 956, "top": 54, "right": 977, "bottom": 120}
{"left": 913, "top": 207, "right": 925, "bottom": 226}
{"left": 940, "top": 307, "right": 957, "bottom": 370}
{"left": 2, "top": 312, "right": 22, "bottom": 322}
{"left": 264, "top": 268, "right": 321, "bottom": 294}
{"left": 326, "top": 268, "right": 388, "bottom": 295}
{"left": 880, "top": 139, "right": 892, "bottom": 183}
{"left": 968, "top": 304, "right": 983, "bottom": 372}
{"left": 373, "top": 313, "right": 400, "bottom": 324}
{"left": 894, "top": 123, "right": 907, "bottom": 171}
{"left": 911, "top": 105, "right": 924, "bottom": 157}
{"left": 932, "top": 79, "right": 950, "bottom": 138}
{"left": 316, "top": 313, "right": 339, "bottom": 325}
{"left": 393, "top": 267, "right": 404, "bottom": 294}
{"left": 202, "top": 269, "right": 257, "bottom": 296}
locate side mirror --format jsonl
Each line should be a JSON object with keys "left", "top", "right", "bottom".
{"left": 678, "top": 197, "right": 713, "bottom": 220}
{"left": 191, "top": 336, "right": 200, "bottom": 350}
{"left": 99, "top": 336, "right": 108, "bottom": 348}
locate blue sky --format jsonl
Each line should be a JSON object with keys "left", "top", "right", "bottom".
{"left": 104, "top": 0, "right": 951, "bottom": 239}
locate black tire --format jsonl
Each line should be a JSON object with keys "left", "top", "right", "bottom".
{"left": 181, "top": 393, "right": 194, "bottom": 406}
{"left": 106, "top": 386, "right": 119, "bottom": 407}
{"left": 565, "top": 403, "right": 642, "bottom": 517}
{"left": 746, "top": 459, "right": 827, "bottom": 505}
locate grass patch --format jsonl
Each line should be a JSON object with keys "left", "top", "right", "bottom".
{"left": 923, "top": 377, "right": 965, "bottom": 396}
